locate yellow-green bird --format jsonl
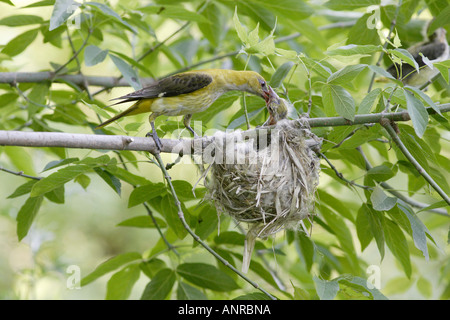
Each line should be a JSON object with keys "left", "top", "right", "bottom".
{"left": 96, "top": 69, "right": 271, "bottom": 150}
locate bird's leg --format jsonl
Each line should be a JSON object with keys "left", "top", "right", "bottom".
{"left": 183, "top": 114, "right": 199, "bottom": 139}
{"left": 146, "top": 114, "right": 163, "bottom": 151}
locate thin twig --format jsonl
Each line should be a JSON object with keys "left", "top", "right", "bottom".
{"left": 367, "top": 0, "right": 403, "bottom": 93}
{"left": 380, "top": 119, "right": 450, "bottom": 206}
{"left": 153, "top": 152, "right": 277, "bottom": 300}
{"left": 116, "top": 153, "right": 178, "bottom": 254}
{"left": 0, "top": 166, "right": 41, "bottom": 180}
{"left": 356, "top": 146, "right": 449, "bottom": 216}
{"left": 54, "top": 28, "right": 93, "bottom": 75}
{"left": 318, "top": 152, "right": 370, "bottom": 190}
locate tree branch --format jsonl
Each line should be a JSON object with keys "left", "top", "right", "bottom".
{"left": 0, "top": 72, "right": 154, "bottom": 88}
{"left": 0, "top": 104, "right": 448, "bottom": 153}
{"left": 380, "top": 119, "right": 450, "bottom": 206}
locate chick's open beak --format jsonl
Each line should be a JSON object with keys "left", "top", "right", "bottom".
{"left": 266, "top": 86, "right": 278, "bottom": 104}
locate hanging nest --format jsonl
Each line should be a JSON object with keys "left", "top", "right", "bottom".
{"left": 203, "top": 118, "right": 321, "bottom": 272}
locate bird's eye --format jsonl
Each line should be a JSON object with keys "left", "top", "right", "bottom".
{"left": 259, "top": 79, "right": 266, "bottom": 88}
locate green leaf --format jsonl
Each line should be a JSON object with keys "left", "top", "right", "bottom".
{"left": 86, "top": 2, "right": 137, "bottom": 33}
{"left": 416, "top": 200, "right": 448, "bottom": 213}
{"left": 434, "top": 61, "right": 449, "bottom": 83}
{"left": 81, "top": 252, "right": 142, "bottom": 286}
{"left": 347, "top": 13, "right": 380, "bottom": 45}
{"left": 368, "top": 65, "right": 402, "bottom": 84}
{"left": 141, "top": 268, "right": 176, "bottom": 300}
{"left": 296, "top": 231, "right": 314, "bottom": 272}
{"left": 176, "top": 263, "right": 239, "bottom": 292}
{"left": 405, "top": 85, "right": 441, "bottom": 116}
{"left": 383, "top": 218, "right": 411, "bottom": 278}
{"left": 428, "top": 5, "right": 450, "bottom": 33}
{"left": 42, "top": 158, "right": 79, "bottom": 172}
{"left": 160, "top": 194, "right": 188, "bottom": 239}
{"left": 106, "top": 264, "right": 141, "bottom": 300}
{"left": 362, "top": 205, "right": 385, "bottom": 258}
{"left": 127, "top": 182, "right": 166, "bottom": 208}
{"left": 84, "top": 45, "right": 109, "bottom": 66}
{"left": 0, "top": 15, "right": 44, "bottom": 26}
{"left": 194, "top": 205, "right": 218, "bottom": 240}
{"left": 139, "top": 258, "right": 166, "bottom": 279}
{"left": 30, "top": 165, "right": 91, "bottom": 198}
{"left": 404, "top": 89, "right": 429, "bottom": 138}
{"left": 322, "top": 84, "right": 355, "bottom": 121}
{"left": 371, "top": 185, "right": 397, "bottom": 211}
{"left": 177, "top": 281, "right": 207, "bottom": 300}
{"left": 0, "top": 0, "right": 14, "bottom": 5}
{"left": 320, "top": 207, "right": 357, "bottom": 266}
{"left": 172, "top": 180, "right": 197, "bottom": 200}
{"left": 233, "top": 292, "right": 272, "bottom": 300}
{"left": 313, "top": 276, "right": 339, "bottom": 300}
{"left": 4, "top": 146, "right": 36, "bottom": 176}
{"left": 93, "top": 167, "right": 121, "bottom": 195}
{"left": 141, "top": 4, "right": 210, "bottom": 23}
{"left": 8, "top": 180, "right": 38, "bottom": 199}
{"left": 233, "top": 8, "right": 248, "bottom": 44}
{"left": 49, "top": 0, "right": 80, "bottom": 31}
{"left": 74, "top": 174, "right": 90, "bottom": 189}
{"left": 270, "top": 61, "right": 295, "bottom": 88}
{"left": 198, "top": 3, "right": 224, "bottom": 47}
{"left": 367, "top": 164, "right": 396, "bottom": 181}
{"left": 16, "top": 196, "right": 43, "bottom": 241}
{"left": 356, "top": 206, "right": 373, "bottom": 251}
{"left": 358, "top": 88, "right": 381, "bottom": 114}
{"left": 338, "top": 275, "right": 387, "bottom": 300}
{"left": 105, "top": 166, "right": 151, "bottom": 186}
{"left": 417, "top": 277, "right": 432, "bottom": 299}
{"left": 44, "top": 185, "right": 65, "bottom": 204}
{"left": 326, "top": 44, "right": 383, "bottom": 56}
{"left": 256, "top": 0, "right": 312, "bottom": 20}
{"left": 325, "top": 0, "right": 380, "bottom": 10}
{"left": 23, "top": 0, "right": 54, "bottom": 7}
{"left": 117, "top": 215, "right": 167, "bottom": 229}
{"left": 327, "top": 64, "right": 367, "bottom": 85}
{"left": 388, "top": 48, "right": 419, "bottom": 73}
{"left": 109, "top": 54, "right": 141, "bottom": 90}
{"left": 397, "top": 202, "right": 432, "bottom": 261}
{"left": 2, "top": 28, "right": 39, "bottom": 57}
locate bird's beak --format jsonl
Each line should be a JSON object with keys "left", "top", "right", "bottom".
{"left": 262, "top": 86, "right": 272, "bottom": 103}
{"left": 265, "top": 86, "right": 278, "bottom": 103}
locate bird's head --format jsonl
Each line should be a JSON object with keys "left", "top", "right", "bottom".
{"left": 243, "top": 71, "right": 271, "bottom": 102}
{"left": 265, "top": 86, "right": 288, "bottom": 125}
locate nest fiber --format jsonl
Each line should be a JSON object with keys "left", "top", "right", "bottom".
{"left": 205, "top": 119, "right": 321, "bottom": 272}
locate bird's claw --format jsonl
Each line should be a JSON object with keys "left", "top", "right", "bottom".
{"left": 146, "top": 131, "right": 163, "bottom": 151}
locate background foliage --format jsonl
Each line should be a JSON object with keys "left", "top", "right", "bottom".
{"left": 0, "top": 0, "right": 449, "bottom": 300}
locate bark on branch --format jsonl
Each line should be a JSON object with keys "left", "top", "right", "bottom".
{"left": 0, "top": 104, "right": 448, "bottom": 153}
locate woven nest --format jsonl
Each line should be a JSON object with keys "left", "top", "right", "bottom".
{"left": 203, "top": 119, "right": 321, "bottom": 272}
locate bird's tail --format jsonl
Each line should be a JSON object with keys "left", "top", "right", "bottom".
{"left": 95, "top": 102, "right": 139, "bottom": 129}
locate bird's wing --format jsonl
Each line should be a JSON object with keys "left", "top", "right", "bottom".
{"left": 112, "top": 72, "right": 214, "bottom": 103}
{"left": 412, "top": 42, "right": 447, "bottom": 62}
